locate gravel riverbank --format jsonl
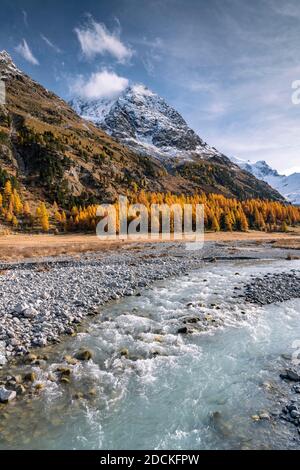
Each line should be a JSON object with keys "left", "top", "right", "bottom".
{"left": 0, "top": 239, "right": 299, "bottom": 367}
{"left": 0, "top": 240, "right": 300, "bottom": 447}
{"left": 244, "top": 271, "right": 300, "bottom": 305}
{"left": 0, "top": 244, "right": 205, "bottom": 365}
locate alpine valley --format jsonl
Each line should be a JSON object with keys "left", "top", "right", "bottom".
{"left": 71, "top": 83, "right": 289, "bottom": 203}
{"left": 2, "top": 2, "right": 300, "bottom": 456}
{"left": 0, "top": 49, "right": 284, "bottom": 210}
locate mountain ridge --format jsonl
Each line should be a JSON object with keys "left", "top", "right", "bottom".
{"left": 0, "top": 51, "right": 285, "bottom": 209}
{"left": 232, "top": 157, "right": 300, "bottom": 205}
{"left": 71, "top": 84, "right": 224, "bottom": 162}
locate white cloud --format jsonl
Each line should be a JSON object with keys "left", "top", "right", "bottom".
{"left": 41, "top": 34, "right": 61, "bottom": 53}
{"left": 71, "top": 69, "right": 129, "bottom": 100}
{"left": 15, "top": 39, "right": 39, "bottom": 65}
{"left": 75, "top": 18, "right": 133, "bottom": 63}
{"left": 284, "top": 166, "right": 300, "bottom": 175}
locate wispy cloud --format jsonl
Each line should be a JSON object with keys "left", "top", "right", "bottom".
{"left": 71, "top": 69, "right": 129, "bottom": 100}
{"left": 15, "top": 39, "right": 39, "bottom": 65}
{"left": 147, "top": 0, "right": 300, "bottom": 174}
{"left": 267, "top": 0, "right": 300, "bottom": 19}
{"left": 41, "top": 34, "right": 62, "bottom": 53}
{"left": 75, "top": 17, "right": 133, "bottom": 63}
{"left": 181, "top": 65, "right": 300, "bottom": 173}
{"left": 22, "top": 10, "right": 28, "bottom": 27}
{"left": 137, "top": 37, "right": 163, "bottom": 75}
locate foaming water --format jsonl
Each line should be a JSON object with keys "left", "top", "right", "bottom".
{"left": 1, "top": 259, "right": 300, "bottom": 450}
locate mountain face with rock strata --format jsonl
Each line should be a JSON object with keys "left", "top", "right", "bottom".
{"left": 0, "top": 51, "right": 285, "bottom": 207}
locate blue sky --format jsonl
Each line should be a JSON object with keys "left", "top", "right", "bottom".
{"left": 1, "top": 0, "right": 300, "bottom": 174}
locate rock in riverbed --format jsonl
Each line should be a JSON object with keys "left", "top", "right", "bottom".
{"left": 178, "top": 327, "right": 189, "bottom": 334}
{"left": 0, "top": 387, "right": 16, "bottom": 403}
{"left": 280, "top": 369, "right": 300, "bottom": 382}
{"left": 13, "top": 303, "right": 30, "bottom": 315}
{"left": 75, "top": 349, "right": 93, "bottom": 361}
{"left": 24, "top": 372, "right": 36, "bottom": 382}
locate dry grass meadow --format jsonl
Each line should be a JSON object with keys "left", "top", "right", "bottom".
{"left": 0, "top": 228, "right": 299, "bottom": 262}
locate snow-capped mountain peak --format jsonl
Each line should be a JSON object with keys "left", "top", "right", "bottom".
{"left": 0, "top": 51, "right": 22, "bottom": 79}
{"left": 232, "top": 157, "right": 300, "bottom": 205}
{"left": 129, "top": 83, "right": 155, "bottom": 98}
{"left": 251, "top": 160, "right": 280, "bottom": 178}
{"left": 231, "top": 157, "right": 280, "bottom": 179}
{"left": 70, "top": 84, "right": 298, "bottom": 203}
{"left": 70, "top": 84, "right": 221, "bottom": 161}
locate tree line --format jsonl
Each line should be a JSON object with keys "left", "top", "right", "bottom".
{"left": 0, "top": 185, "right": 299, "bottom": 233}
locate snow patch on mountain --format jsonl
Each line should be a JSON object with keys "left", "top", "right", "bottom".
{"left": 71, "top": 96, "right": 114, "bottom": 124}
{"left": 0, "top": 51, "right": 22, "bottom": 79}
{"left": 232, "top": 157, "right": 300, "bottom": 205}
{"left": 70, "top": 83, "right": 296, "bottom": 202}
{"left": 70, "top": 84, "right": 222, "bottom": 161}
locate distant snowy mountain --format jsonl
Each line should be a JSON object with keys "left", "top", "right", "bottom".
{"left": 70, "top": 84, "right": 222, "bottom": 161}
{"left": 232, "top": 157, "right": 300, "bottom": 205}
{"left": 70, "top": 83, "right": 287, "bottom": 202}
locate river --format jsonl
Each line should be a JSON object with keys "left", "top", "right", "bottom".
{"left": 0, "top": 259, "right": 300, "bottom": 450}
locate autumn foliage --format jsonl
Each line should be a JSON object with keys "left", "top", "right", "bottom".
{"left": 128, "top": 192, "right": 300, "bottom": 233}
{"left": 0, "top": 183, "right": 299, "bottom": 234}
{"left": 60, "top": 191, "right": 300, "bottom": 233}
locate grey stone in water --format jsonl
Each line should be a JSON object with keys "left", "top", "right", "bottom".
{"left": 280, "top": 369, "right": 300, "bottom": 382}
{"left": 210, "top": 411, "right": 232, "bottom": 437}
{"left": 0, "top": 386, "right": 16, "bottom": 403}
{"left": 287, "top": 404, "right": 298, "bottom": 412}
{"left": 183, "top": 317, "right": 199, "bottom": 324}
{"left": 281, "top": 353, "right": 292, "bottom": 361}
{"left": 259, "top": 412, "right": 271, "bottom": 420}
{"left": 178, "top": 327, "right": 188, "bottom": 334}
{"left": 290, "top": 410, "right": 300, "bottom": 419}
{"left": 75, "top": 349, "right": 93, "bottom": 361}
{"left": 32, "top": 337, "right": 47, "bottom": 347}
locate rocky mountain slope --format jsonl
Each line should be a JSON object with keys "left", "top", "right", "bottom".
{"left": 0, "top": 51, "right": 285, "bottom": 207}
{"left": 71, "top": 84, "right": 286, "bottom": 202}
{"left": 232, "top": 157, "right": 300, "bottom": 205}
{"left": 71, "top": 84, "right": 222, "bottom": 161}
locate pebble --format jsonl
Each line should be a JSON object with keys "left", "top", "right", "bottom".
{"left": 259, "top": 412, "right": 271, "bottom": 420}
{"left": 16, "top": 384, "right": 26, "bottom": 396}
{"left": 0, "top": 387, "right": 16, "bottom": 403}
{"left": 24, "top": 372, "right": 36, "bottom": 382}
{"left": 290, "top": 410, "right": 300, "bottom": 419}
{"left": 177, "top": 327, "right": 188, "bottom": 334}
{"left": 280, "top": 369, "right": 300, "bottom": 382}
{"left": 75, "top": 349, "right": 93, "bottom": 361}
